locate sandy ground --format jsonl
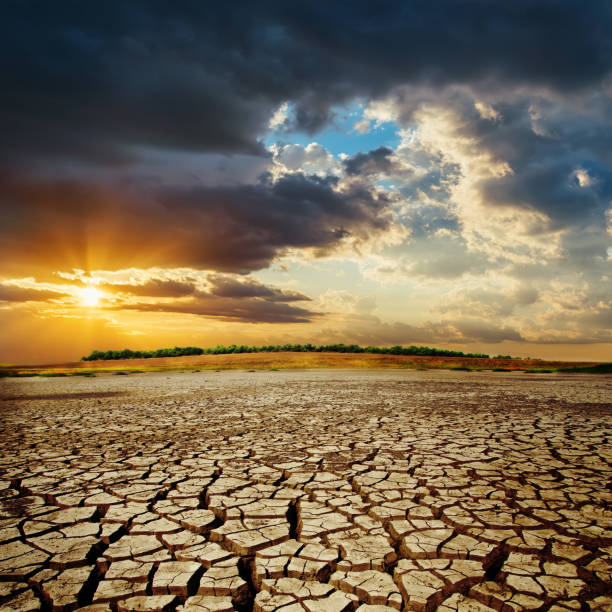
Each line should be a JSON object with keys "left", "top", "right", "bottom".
{"left": 0, "top": 369, "right": 611, "bottom": 611}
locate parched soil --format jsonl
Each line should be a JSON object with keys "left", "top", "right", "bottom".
{"left": 0, "top": 369, "right": 611, "bottom": 611}
{"left": 2, "top": 351, "right": 604, "bottom": 375}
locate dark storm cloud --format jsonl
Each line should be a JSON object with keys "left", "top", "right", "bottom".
{"left": 0, "top": 172, "right": 391, "bottom": 273}
{"left": 1, "top": 1, "right": 611, "bottom": 167}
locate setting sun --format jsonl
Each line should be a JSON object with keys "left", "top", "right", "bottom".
{"left": 80, "top": 287, "right": 103, "bottom": 307}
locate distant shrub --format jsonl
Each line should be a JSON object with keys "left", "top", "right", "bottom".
{"left": 0, "top": 371, "right": 32, "bottom": 377}
{"left": 82, "top": 343, "right": 492, "bottom": 361}
{"left": 558, "top": 363, "right": 612, "bottom": 374}
{"left": 83, "top": 346, "right": 204, "bottom": 361}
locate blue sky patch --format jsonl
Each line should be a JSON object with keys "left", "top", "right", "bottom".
{"left": 266, "top": 102, "right": 401, "bottom": 157}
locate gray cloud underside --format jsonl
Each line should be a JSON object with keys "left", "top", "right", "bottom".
{"left": 0, "top": 172, "right": 392, "bottom": 273}
{"left": 119, "top": 297, "right": 314, "bottom": 324}
{"left": 320, "top": 315, "right": 524, "bottom": 346}
{"left": 0, "top": 285, "right": 69, "bottom": 302}
{"left": 99, "top": 275, "right": 310, "bottom": 302}
{"left": 205, "top": 275, "right": 310, "bottom": 302}
{"left": 107, "top": 273, "right": 316, "bottom": 323}
{"left": 105, "top": 279, "right": 199, "bottom": 298}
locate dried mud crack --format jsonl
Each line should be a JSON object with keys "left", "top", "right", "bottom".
{"left": 0, "top": 369, "right": 611, "bottom": 611}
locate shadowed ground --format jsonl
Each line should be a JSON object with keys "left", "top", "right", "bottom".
{"left": 0, "top": 369, "right": 611, "bottom": 611}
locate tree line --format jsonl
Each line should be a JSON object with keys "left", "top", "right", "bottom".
{"left": 82, "top": 344, "right": 493, "bottom": 361}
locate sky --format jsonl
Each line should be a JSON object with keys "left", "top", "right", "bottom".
{"left": 1, "top": 1, "right": 612, "bottom": 364}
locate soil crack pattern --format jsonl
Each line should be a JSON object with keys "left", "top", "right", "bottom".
{"left": 0, "top": 369, "right": 610, "bottom": 611}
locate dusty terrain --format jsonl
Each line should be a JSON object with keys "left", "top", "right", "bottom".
{"left": 0, "top": 369, "right": 611, "bottom": 611}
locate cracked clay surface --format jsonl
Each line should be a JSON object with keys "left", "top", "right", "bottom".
{"left": 0, "top": 369, "right": 611, "bottom": 611}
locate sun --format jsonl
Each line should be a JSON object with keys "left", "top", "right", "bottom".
{"left": 80, "top": 287, "right": 103, "bottom": 307}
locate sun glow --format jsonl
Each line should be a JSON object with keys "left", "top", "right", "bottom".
{"left": 80, "top": 287, "right": 103, "bottom": 307}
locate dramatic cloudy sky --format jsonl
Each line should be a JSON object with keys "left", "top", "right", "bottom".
{"left": 2, "top": 1, "right": 612, "bottom": 363}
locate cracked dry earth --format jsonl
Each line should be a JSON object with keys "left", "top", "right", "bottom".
{"left": 0, "top": 370, "right": 611, "bottom": 612}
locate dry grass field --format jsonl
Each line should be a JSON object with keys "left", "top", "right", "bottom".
{"left": 1, "top": 351, "right": 606, "bottom": 376}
